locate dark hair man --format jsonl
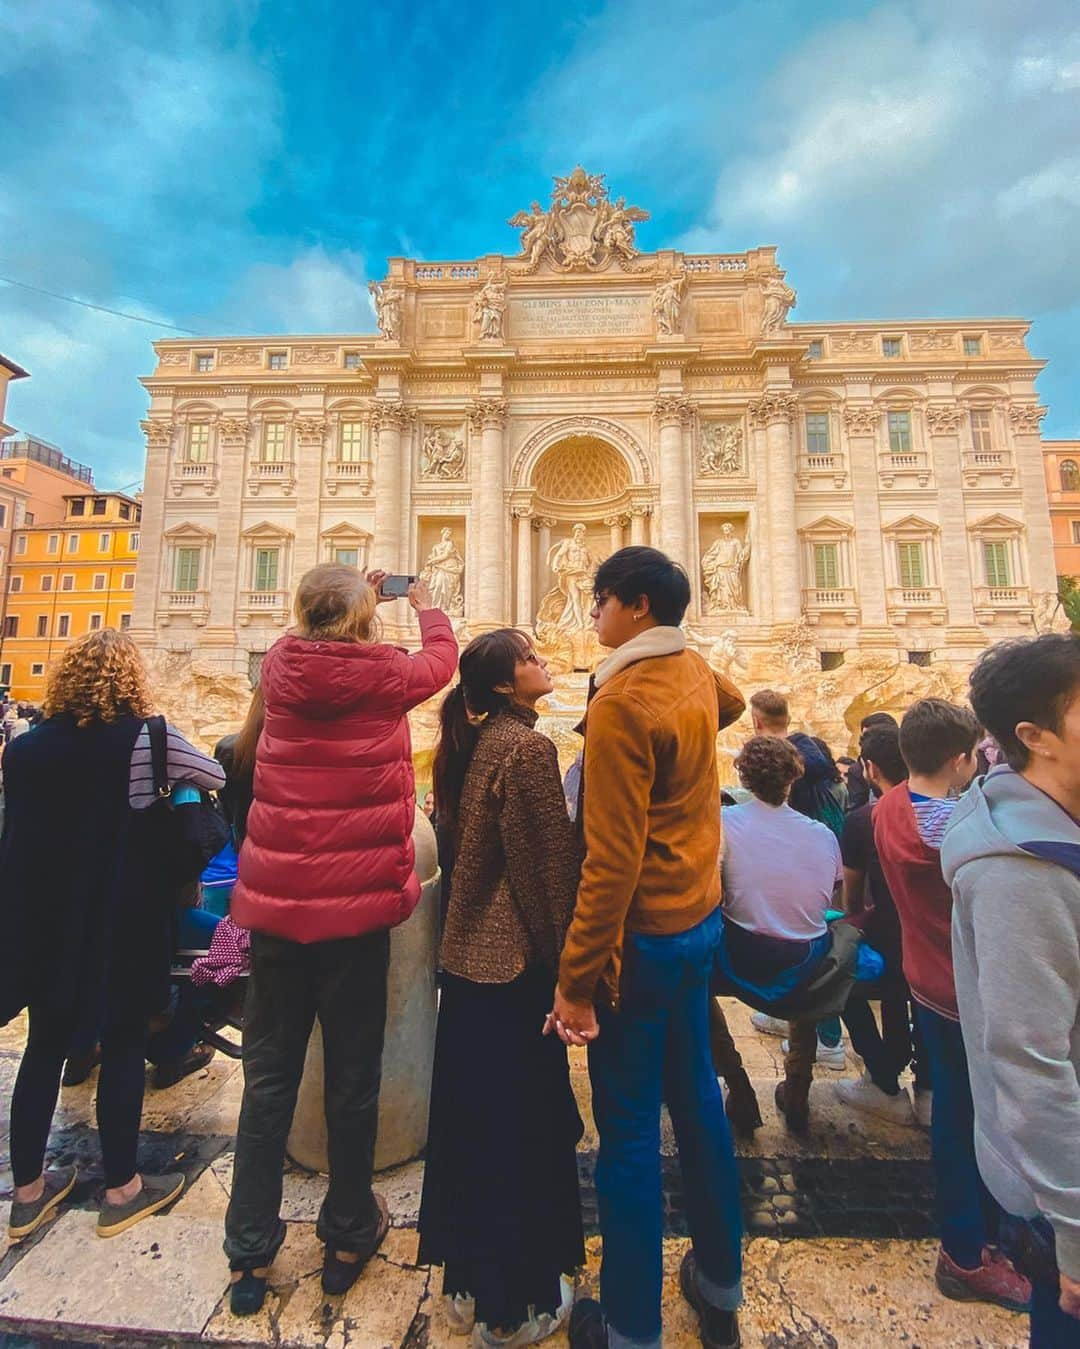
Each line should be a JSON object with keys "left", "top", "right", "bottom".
{"left": 943, "top": 635, "right": 1080, "bottom": 1339}
{"left": 875, "top": 699, "right": 1030, "bottom": 1311}
{"left": 846, "top": 712, "right": 900, "bottom": 810}
{"left": 547, "top": 547, "right": 747, "bottom": 1349}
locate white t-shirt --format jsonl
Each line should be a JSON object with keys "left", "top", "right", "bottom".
{"left": 721, "top": 797, "right": 843, "bottom": 941}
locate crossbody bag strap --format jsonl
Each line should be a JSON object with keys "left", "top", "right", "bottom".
{"left": 147, "top": 714, "right": 172, "bottom": 801}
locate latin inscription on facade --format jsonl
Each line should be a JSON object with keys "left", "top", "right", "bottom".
{"left": 510, "top": 294, "right": 651, "bottom": 338}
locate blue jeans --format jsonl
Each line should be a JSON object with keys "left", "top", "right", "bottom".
{"left": 915, "top": 1004, "right": 1002, "bottom": 1269}
{"left": 589, "top": 908, "right": 743, "bottom": 1349}
{"left": 1031, "top": 1272, "right": 1080, "bottom": 1347}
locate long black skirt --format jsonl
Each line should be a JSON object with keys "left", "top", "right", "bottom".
{"left": 418, "top": 968, "right": 585, "bottom": 1327}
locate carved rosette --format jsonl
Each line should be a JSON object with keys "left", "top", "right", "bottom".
{"left": 371, "top": 401, "right": 415, "bottom": 434}
{"left": 141, "top": 420, "right": 175, "bottom": 450}
{"left": 748, "top": 394, "right": 797, "bottom": 430}
{"left": 924, "top": 405, "right": 964, "bottom": 435}
{"left": 653, "top": 395, "right": 695, "bottom": 427}
{"left": 842, "top": 406, "right": 879, "bottom": 436}
{"left": 1008, "top": 404, "right": 1047, "bottom": 434}
{"left": 294, "top": 416, "right": 328, "bottom": 447}
{"left": 468, "top": 397, "right": 509, "bottom": 431}
{"left": 217, "top": 418, "right": 251, "bottom": 446}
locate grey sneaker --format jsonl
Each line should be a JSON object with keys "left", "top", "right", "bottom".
{"left": 97, "top": 1172, "right": 185, "bottom": 1238}
{"left": 8, "top": 1165, "right": 78, "bottom": 1241}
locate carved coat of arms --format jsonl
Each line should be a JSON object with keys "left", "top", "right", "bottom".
{"left": 509, "top": 167, "right": 649, "bottom": 273}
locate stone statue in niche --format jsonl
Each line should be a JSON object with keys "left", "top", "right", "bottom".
{"left": 653, "top": 273, "right": 685, "bottom": 336}
{"left": 760, "top": 273, "right": 797, "bottom": 337}
{"left": 700, "top": 423, "right": 743, "bottom": 476}
{"left": 702, "top": 523, "right": 751, "bottom": 613}
{"left": 537, "top": 524, "right": 599, "bottom": 634}
{"left": 368, "top": 280, "right": 403, "bottom": 342}
{"left": 472, "top": 277, "right": 507, "bottom": 341}
{"left": 420, "top": 427, "right": 466, "bottom": 480}
{"left": 420, "top": 528, "right": 465, "bottom": 617}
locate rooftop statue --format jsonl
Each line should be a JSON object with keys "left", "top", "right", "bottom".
{"left": 509, "top": 167, "right": 649, "bottom": 273}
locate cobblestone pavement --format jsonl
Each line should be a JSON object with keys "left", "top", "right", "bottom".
{"left": 0, "top": 1004, "right": 1030, "bottom": 1347}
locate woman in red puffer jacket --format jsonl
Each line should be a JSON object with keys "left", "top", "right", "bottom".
{"left": 224, "top": 564, "right": 457, "bottom": 1315}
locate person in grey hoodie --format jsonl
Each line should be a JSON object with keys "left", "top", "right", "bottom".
{"left": 942, "top": 633, "right": 1080, "bottom": 1347}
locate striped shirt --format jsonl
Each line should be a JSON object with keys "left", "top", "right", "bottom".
{"left": 909, "top": 792, "right": 958, "bottom": 850}
{"left": 128, "top": 722, "right": 226, "bottom": 810}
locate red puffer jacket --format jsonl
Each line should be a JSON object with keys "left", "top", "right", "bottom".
{"left": 232, "top": 609, "right": 458, "bottom": 942}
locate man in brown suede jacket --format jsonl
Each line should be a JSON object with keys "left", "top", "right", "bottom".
{"left": 546, "top": 547, "right": 745, "bottom": 1349}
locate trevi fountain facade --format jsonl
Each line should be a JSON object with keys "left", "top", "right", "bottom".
{"left": 131, "top": 168, "right": 1068, "bottom": 779}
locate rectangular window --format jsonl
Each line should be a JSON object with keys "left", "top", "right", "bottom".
{"left": 897, "top": 541, "right": 926, "bottom": 588}
{"left": 268, "top": 351, "right": 288, "bottom": 370}
{"left": 57, "top": 614, "right": 70, "bottom": 638}
{"left": 36, "top": 615, "right": 48, "bottom": 638}
{"left": 41, "top": 575, "right": 53, "bottom": 592}
{"left": 61, "top": 574, "right": 74, "bottom": 591}
{"left": 882, "top": 337, "right": 902, "bottom": 357}
{"left": 340, "top": 421, "right": 364, "bottom": 462}
{"left": 30, "top": 663, "right": 44, "bottom": 677}
{"left": 908, "top": 650, "right": 932, "bottom": 666}
{"left": 806, "top": 340, "right": 823, "bottom": 359}
{"left": 196, "top": 353, "right": 214, "bottom": 372}
{"left": 3, "top": 616, "right": 17, "bottom": 638}
{"left": 187, "top": 423, "right": 211, "bottom": 463}
{"left": 0, "top": 504, "right": 5, "bottom": 528}
{"left": 122, "top": 572, "right": 135, "bottom": 589}
{"left": 334, "top": 547, "right": 360, "bottom": 568}
{"left": 253, "top": 547, "right": 279, "bottom": 592}
{"left": 0, "top": 663, "right": 10, "bottom": 688}
{"left": 1072, "top": 521, "right": 1080, "bottom": 545}
{"left": 262, "top": 423, "right": 287, "bottom": 462}
{"left": 89, "top": 613, "right": 102, "bottom": 631}
{"left": 47, "top": 534, "right": 59, "bottom": 554}
{"left": 130, "top": 532, "right": 140, "bottom": 551}
{"left": 983, "top": 540, "right": 1011, "bottom": 587}
{"left": 805, "top": 413, "right": 831, "bottom": 456}
{"left": 15, "top": 536, "right": 26, "bottom": 555}
{"left": 9, "top": 575, "right": 22, "bottom": 592}
{"left": 343, "top": 352, "right": 362, "bottom": 370}
{"left": 174, "top": 547, "right": 201, "bottom": 592}
{"left": 91, "top": 498, "right": 107, "bottom": 516}
{"left": 813, "top": 543, "right": 840, "bottom": 590}
{"left": 25, "top": 512, "right": 33, "bottom": 524}
{"left": 887, "top": 411, "right": 912, "bottom": 453}
{"left": 970, "top": 409, "right": 993, "bottom": 454}
{"left": 99, "top": 533, "right": 110, "bottom": 552}
{"left": 119, "top": 613, "right": 132, "bottom": 631}
{"left": 963, "top": 336, "right": 982, "bottom": 356}
{"left": 68, "top": 534, "right": 79, "bottom": 553}
{"left": 93, "top": 573, "right": 106, "bottom": 590}
{"left": 69, "top": 497, "right": 85, "bottom": 516}
{"left": 119, "top": 503, "right": 131, "bottom": 521}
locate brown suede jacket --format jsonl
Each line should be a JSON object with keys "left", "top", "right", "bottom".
{"left": 558, "top": 635, "right": 745, "bottom": 1007}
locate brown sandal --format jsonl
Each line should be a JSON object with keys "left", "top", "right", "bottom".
{"left": 321, "top": 1194, "right": 390, "bottom": 1296}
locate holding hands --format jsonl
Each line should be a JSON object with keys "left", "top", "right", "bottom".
{"left": 543, "top": 986, "right": 600, "bottom": 1046}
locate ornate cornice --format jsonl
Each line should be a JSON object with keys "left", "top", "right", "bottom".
{"left": 924, "top": 404, "right": 965, "bottom": 435}
{"left": 842, "top": 405, "right": 879, "bottom": 436}
{"left": 1008, "top": 404, "right": 1047, "bottom": 433}
{"left": 468, "top": 397, "right": 509, "bottom": 430}
{"left": 748, "top": 393, "right": 798, "bottom": 429}
{"left": 653, "top": 394, "right": 695, "bottom": 426}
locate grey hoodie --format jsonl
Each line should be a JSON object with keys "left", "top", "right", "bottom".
{"left": 941, "top": 766, "right": 1080, "bottom": 1278}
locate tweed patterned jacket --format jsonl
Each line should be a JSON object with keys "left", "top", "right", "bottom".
{"left": 439, "top": 703, "right": 582, "bottom": 983}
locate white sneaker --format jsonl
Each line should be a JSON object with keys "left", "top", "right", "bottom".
{"left": 446, "top": 1293, "right": 476, "bottom": 1335}
{"left": 913, "top": 1089, "right": 933, "bottom": 1129}
{"left": 473, "top": 1276, "right": 573, "bottom": 1348}
{"left": 835, "top": 1072, "right": 918, "bottom": 1127}
{"left": 780, "top": 1035, "right": 847, "bottom": 1070}
{"left": 751, "top": 1012, "right": 788, "bottom": 1037}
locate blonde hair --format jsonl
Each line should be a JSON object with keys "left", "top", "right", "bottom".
{"left": 43, "top": 629, "right": 155, "bottom": 727}
{"left": 293, "top": 564, "right": 380, "bottom": 643}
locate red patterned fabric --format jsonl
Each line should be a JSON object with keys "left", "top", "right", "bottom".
{"left": 190, "top": 916, "right": 250, "bottom": 987}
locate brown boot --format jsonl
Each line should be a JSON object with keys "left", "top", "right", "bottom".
{"left": 723, "top": 1070, "right": 763, "bottom": 1138}
{"left": 774, "top": 1079, "right": 810, "bottom": 1134}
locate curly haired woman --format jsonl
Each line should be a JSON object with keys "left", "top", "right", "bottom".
{"left": 0, "top": 629, "right": 224, "bottom": 1243}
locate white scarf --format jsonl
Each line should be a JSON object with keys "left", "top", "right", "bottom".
{"left": 593, "top": 625, "right": 687, "bottom": 688}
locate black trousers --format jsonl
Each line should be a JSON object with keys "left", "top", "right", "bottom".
{"left": 224, "top": 930, "right": 390, "bottom": 1270}
{"left": 11, "top": 1004, "right": 147, "bottom": 1189}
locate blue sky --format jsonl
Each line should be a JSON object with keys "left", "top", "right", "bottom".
{"left": 1, "top": 0, "right": 1078, "bottom": 489}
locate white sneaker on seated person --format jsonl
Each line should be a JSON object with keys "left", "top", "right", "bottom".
{"left": 834, "top": 1072, "right": 918, "bottom": 1127}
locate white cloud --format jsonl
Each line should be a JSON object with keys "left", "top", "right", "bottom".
{"left": 215, "top": 247, "right": 373, "bottom": 335}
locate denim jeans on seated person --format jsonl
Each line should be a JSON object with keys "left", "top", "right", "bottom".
{"left": 589, "top": 906, "right": 743, "bottom": 1349}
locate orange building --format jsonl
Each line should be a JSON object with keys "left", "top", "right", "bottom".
{"left": 1042, "top": 439, "right": 1080, "bottom": 579}
{"left": 0, "top": 491, "right": 142, "bottom": 701}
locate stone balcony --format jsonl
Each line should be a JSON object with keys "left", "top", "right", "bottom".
{"left": 169, "top": 460, "right": 218, "bottom": 497}
{"left": 886, "top": 586, "right": 947, "bottom": 625}
{"left": 247, "top": 460, "right": 296, "bottom": 496}
{"left": 801, "top": 587, "right": 860, "bottom": 625}
{"left": 796, "top": 454, "right": 847, "bottom": 490}
{"left": 878, "top": 451, "right": 930, "bottom": 488}
{"left": 237, "top": 589, "right": 291, "bottom": 626}
{"left": 160, "top": 589, "right": 209, "bottom": 626}
{"left": 324, "top": 458, "right": 373, "bottom": 496}
{"left": 974, "top": 584, "right": 1032, "bottom": 624}
{"left": 962, "top": 450, "right": 1014, "bottom": 487}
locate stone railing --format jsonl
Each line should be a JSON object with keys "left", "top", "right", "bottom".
{"left": 796, "top": 454, "right": 847, "bottom": 489}
{"left": 414, "top": 264, "right": 481, "bottom": 281}
{"left": 879, "top": 450, "right": 930, "bottom": 488}
{"left": 237, "top": 590, "right": 290, "bottom": 626}
{"left": 325, "top": 458, "right": 374, "bottom": 496}
{"left": 161, "top": 589, "right": 210, "bottom": 627}
{"left": 682, "top": 255, "right": 749, "bottom": 272}
{"left": 886, "top": 586, "right": 947, "bottom": 625}
{"left": 962, "top": 450, "right": 1013, "bottom": 486}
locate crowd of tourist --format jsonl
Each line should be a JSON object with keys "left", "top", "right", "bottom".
{"left": 1, "top": 545, "right": 1078, "bottom": 1348}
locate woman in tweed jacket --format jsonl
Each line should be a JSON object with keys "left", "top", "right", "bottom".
{"left": 418, "top": 629, "right": 585, "bottom": 1348}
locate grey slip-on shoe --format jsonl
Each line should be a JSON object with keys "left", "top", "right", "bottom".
{"left": 8, "top": 1165, "right": 78, "bottom": 1241}
{"left": 96, "top": 1171, "right": 185, "bottom": 1238}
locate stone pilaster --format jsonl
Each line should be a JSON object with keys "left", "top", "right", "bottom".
{"left": 513, "top": 506, "right": 533, "bottom": 626}
{"left": 372, "top": 401, "right": 413, "bottom": 572}
{"left": 840, "top": 403, "right": 892, "bottom": 643}
{"left": 629, "top": 506, "right": 650, "bottom": 547}
{"left": 653, "top": 395, "right": 694, "bottom": 571}
{"left": 605, "top": 513, "right": 627, "bottom": 553}
{"left": 749, "top": 394, "right": 800, "bottom": 626}
{"left": 132, "top": 420, "right": 174, "bottom": 642}
{"left": 535, "top": 516, "right": 557, "bottom": 594}
{"left": 292, "top": 415, "right": 328, "bottom": 581}
{"left": 924, "top": 403, "right": 979, "bottom": 639}
{"left": 469, "top": 397, "right": 509, "bottom": 628}
{"left": 1008, "top": 404, "right": 1057, "bottom": 594}
{"left": 206, "top": 417, "right": 250, "bottom": 636}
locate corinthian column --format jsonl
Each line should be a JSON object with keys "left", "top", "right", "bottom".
{"left": 469, "top": 397, "right": 509, "bottom": 628}
{"left": 842, "top": 403, "right": 890, "bottom": 639}
{"left": 208, "top": 417, "right": 252, "bottom": 632}
{"left": 132, "top": 420, "right": 175, "bottom": 642}
{"left": 654, "top": 395, "right": 694, "bottom": 568}
{"left": 606, "top": 514, "right": 627, "bottom": 553}
{"left": 630, "top": 507, "right": 649, "bottom": 547}
{"left": 513, "top": 506, "right": 533, "bottom": 626}
{"left": 372, "top": 401, "right": 412, "bottom": 573}
{"left": 749, "top": 393, "right": 799, "bottom": 625}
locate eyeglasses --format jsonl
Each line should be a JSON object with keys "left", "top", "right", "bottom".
{"left": 592, "top": 590, "right": 612, "bottom": 608}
